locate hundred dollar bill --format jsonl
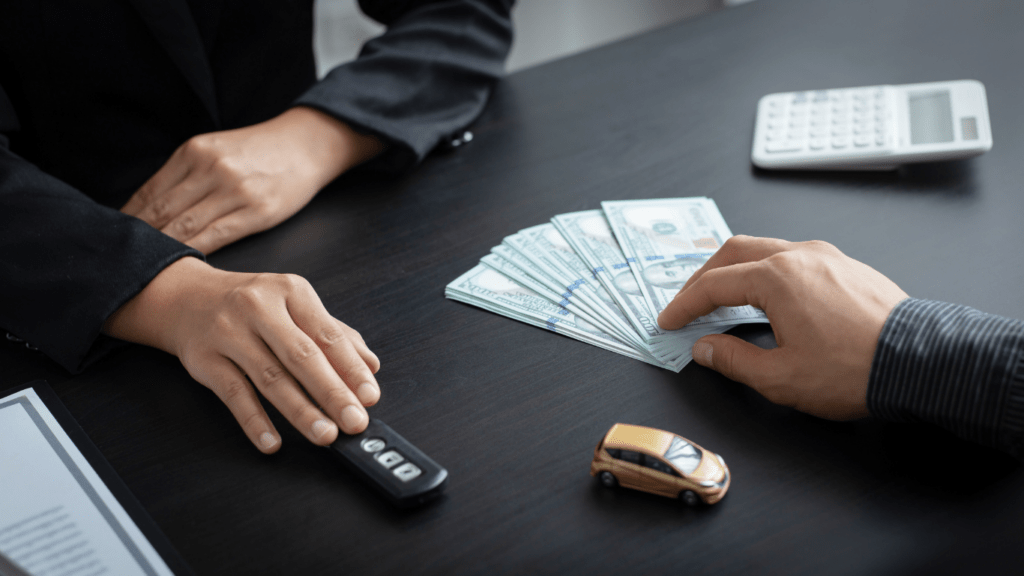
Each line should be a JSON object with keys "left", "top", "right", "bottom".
{"left": 549, "top": 210, "right": 730, "bottom": 365}
{"left": 489, "top": 242, "right": 677, "bottom": 362}
{"left": 601, "top": 198, "right": 768, "bottom": 325}
{"left": 550, "top": 210, "right": 669, "bottom": 341}
{"left": 501, "top": 227, "right": 645, "bottom": 350}
{"left": 479, "top": 251, "right": 640, "bottom": 351}
{"left": 515, "top": 227, "right": 693, "bottom": 364}
{"left": 515, "top": 224, "right": 644, "bottom": 346}
{"left": 445, "top": 265, "right": 678, "bottom": 370}
{"left": 491, "top": 239, "right": 609, "bottom": 335}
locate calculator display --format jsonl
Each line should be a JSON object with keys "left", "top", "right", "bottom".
{"left": 908, "top": 91, "right": 955, "bottom": 145}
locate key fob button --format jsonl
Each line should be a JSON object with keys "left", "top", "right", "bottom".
{"left": 376, "top": 450, "right": 404, "bottom": 468}
{"left": 361, "top": 438, "right": 386, "bottom": 453}
{"left": 393, "top": 463, "right": 422, "bottom": 482}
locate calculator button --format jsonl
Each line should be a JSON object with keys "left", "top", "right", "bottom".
{"left": 831, "top": 126, "right": 848, "bottom": 137}
{"left": 767, "top": 119, "right": 783, "bottom": 130}
{"left": 765, "top": 131, "right": 783, "bottom": 141}
{"left": 831, "top": 137, "right": 849, "bottom": 149}
{"left": 766, "top": 141, "right": 803, "bottom": 153}
{"left": 791, "top": 93, "right": 807, "bottom": 104}
{"left": 853, "top": 136, "right": 870, "bottom": 147}
{"left": 361, "top": 438, "right": 386, "bottom": 453}
{"left": 810, "top": 128, "right": 827, "bottom": 138}
{"left": 809, "top": 139, "right": 826, "bottom": 150}
{"left": 875, "top": 135, "right": 885, "bottom": 146}
{"left": 392, "top": 463, "right": 422, "bottom": 482}
{"left": 768, "top": 108, "right": 783, "bottom": 118}
{"left": 375, "top": 450, "right": 404, "bottom": 468}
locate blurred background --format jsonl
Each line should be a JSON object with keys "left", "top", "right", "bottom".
{"left": 314, "top": 0, "right": 755, "bottom": 77}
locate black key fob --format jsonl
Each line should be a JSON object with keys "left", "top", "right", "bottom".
{"left": 329, "top": 419, "right": 448, "bottom": 508}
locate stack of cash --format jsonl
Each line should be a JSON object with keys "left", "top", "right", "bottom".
{"left": 445, "top": 198, "right": 769, "bottom": 371}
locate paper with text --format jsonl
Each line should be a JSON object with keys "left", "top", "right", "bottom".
{"left": 0, "top": 388, "right": 174, "bottom": 576}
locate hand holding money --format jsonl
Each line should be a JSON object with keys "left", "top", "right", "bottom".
{"left": 657, "top": 236, "right": 908, "bottom": 420}
{"left": 447, "top": 198, "right": 768, "bottom": 372}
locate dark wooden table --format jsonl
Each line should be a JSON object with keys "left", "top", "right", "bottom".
{"left": 4, "top": 0, "right": 1023, "bottom": 573}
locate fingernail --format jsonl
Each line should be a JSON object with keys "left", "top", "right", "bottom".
{"left": 340, "top": 405, "right": 366, "bottom": 432}
{"left": 357, "top": 383, "right": 379, "bottom": 406}
{"left": 693, "top": 341, "right": 713, "bottom": 366}
{"left": 259, "top": 432, "right": 279, "bottom": 450}
{"left": 311, "top": 419, "right": 335, "bottom": 440}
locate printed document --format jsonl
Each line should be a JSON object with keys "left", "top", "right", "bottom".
{"left": 0, "top": 387, "right": 173, "bottom": 576}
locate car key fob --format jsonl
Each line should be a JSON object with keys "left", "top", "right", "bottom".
{"left": 329, "top": 419, "right": 448, "bottom": 508}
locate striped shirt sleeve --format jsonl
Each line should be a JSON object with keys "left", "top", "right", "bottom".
{"left": 868, "top": 298, "right": 1024, "bottom": 458}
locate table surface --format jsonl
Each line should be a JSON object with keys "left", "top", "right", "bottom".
{"left": 3, "top": 0, "right": 1023, "bottom": 573}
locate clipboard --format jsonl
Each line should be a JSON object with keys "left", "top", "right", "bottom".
{"left": 0, "top": 380, "right": 194, "bottom": 576}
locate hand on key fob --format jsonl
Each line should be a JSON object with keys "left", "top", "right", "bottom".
{"left": 329, "top": 419, "right": 448, "bottom": 508}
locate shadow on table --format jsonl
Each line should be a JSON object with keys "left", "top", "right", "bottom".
{"left": 750, "top": 158, "right": 980, "bottom": 196}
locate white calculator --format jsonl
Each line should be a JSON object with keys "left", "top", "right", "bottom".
{"left": 751, "top": 80, "right": 992, "bottom": 170}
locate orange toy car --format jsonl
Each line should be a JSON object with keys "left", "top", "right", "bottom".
{"left": 590, "top": 423, "right": 730, "bottom": 505}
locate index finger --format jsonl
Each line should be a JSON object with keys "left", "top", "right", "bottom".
{"left": 657, "top": 261, "right": 769, "bottom": 330}
{"left": 288, "top": 299, "right": 380, "bottom": 407}
{"left": 680, "top": 235, "right": 791, "bottom": 293}
{"left": 256, "top": 309, "right": 369, "bottom": 435}
{"left": 121, "top": 146, "right": 193, "bottom": 216}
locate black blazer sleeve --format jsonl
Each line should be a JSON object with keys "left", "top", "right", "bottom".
{"left": 0, "top": 82, "right": 203, "bottom": 373}
{"left": 294, "top": 0, "right": 514, "bottom": 171}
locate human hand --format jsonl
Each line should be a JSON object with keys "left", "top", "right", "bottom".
{"left": 121, "top": 107, "right": 384, "bottom": 254}
{"left": 102, "top": 257, "right": 381, "bottom": 453}
{"left": 657, "top": 236, "right": 908, "bottom": 420}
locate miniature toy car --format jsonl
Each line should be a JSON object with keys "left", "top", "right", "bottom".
{"left": 590, "top": 423, "right": 730, "bottom": 505}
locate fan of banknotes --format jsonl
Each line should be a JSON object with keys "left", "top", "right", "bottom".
{"left": 445, "top": 198, "right": 769, "bottom": 371}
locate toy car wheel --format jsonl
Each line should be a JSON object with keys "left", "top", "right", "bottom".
{"left": 680, "top": 490, "right": 700, "bottom": 506}
{"left": 598, "top": 471, "right": 618, "bottom": 488}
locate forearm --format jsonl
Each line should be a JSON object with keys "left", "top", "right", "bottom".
{"left": 274, "top": 106, "right": 385, "bottom": 184}
{"left": 868, "top": 298, "right": 1024, "bottom": 457}
{"left": 0, "top": 145, "right": 202, "bottom": 372}
{"left": 101, "top": 256, "right": 209, "bottom": 354}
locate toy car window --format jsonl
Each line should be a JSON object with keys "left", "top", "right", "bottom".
{"left": 664, "top": 437, "right": 702, "bottom": 475}
{"left": 606, "top": 448, "right": 621, "bottom": 459}
{"left": 642, "top": 455, "right": 678, "bottom": 476}
{"left": 618, "top": 450, "right": 641, "bottom": 464}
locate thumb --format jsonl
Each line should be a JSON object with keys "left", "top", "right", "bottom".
{"left": 691, "top": 334, "right": 779, "bottom": 388}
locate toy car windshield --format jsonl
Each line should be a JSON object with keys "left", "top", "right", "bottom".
{"left": 664, "top": 436, "right": 702, "bottom": 475}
